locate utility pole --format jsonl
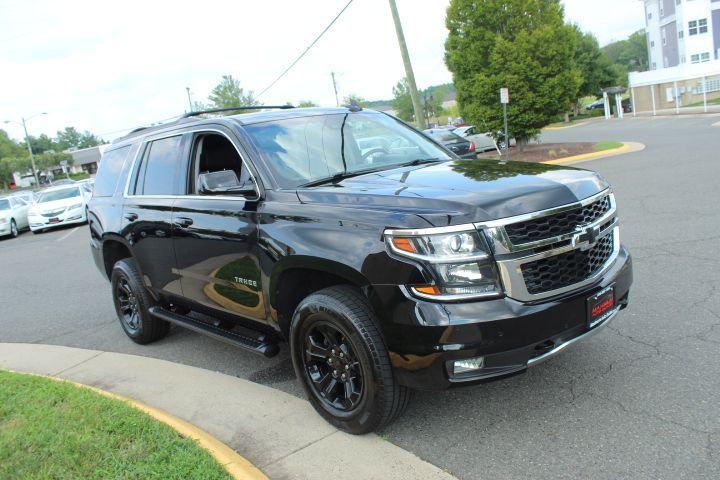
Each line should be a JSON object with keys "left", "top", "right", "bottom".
{"left": 21, "top": 118, "right": 39, "bottom": 185}
{"left": 331, "top": 72, "right": 340, "bottom": 107}
{"left": 185, "top": 87, "right": 194, "bottom": 112}
{"left": 388, "top": 0, "right": 425, "bottom": 128}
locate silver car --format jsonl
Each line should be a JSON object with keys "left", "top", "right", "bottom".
{"left": 0, "top": 196, "right": 30, "bottom": 238}
{"left": 452, "top": 125, "right": 498, "bottom": 152}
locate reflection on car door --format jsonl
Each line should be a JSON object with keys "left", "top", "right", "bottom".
{"left": 171, "top": 129, "right": 267, "bottom": 325}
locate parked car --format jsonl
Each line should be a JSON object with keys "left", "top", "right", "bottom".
{"left": 452, "top": 125, "right": 497, "bottom": 152}
{"left": 0, "top": 195, "right": 30, "bottom": 238}
{"left": 10, "top": 190, "right": 36, "bottom": 204}
{"left": 422, "top": 128, "right": 476, "bottom": 158}
{"left": 28, "top": 184, "right": 91, "bottom": 233}
{"left": 586, "top": 98, "right": 632, "bottom": 114}
{"left": 50, "top": 178, "right": 77, "bottom": 186}
{"left": 89, "top": 106, "right": 632, "bottom": 434}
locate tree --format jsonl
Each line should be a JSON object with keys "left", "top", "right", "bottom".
{"left": 77, "top": 131, "right": 103, "bottom": 149}
{"left": 342, "top": 94, "right": 367, "bottom": 107}
{"left": 603, "top": 29, "right": 649, "bottom": 72}
{"left": 571, "top": 26, "right": 617, "bottom": 114}
{"left": 25, "top": 133, "right": 56, "bottom": 154}
{"left": 297, "top": 100, "right": 319, "bottom": 108}
{"left": 56, "top": 127, "right": 82, "bottom": 150}
{"left": 34, "top": 151, "right": 72, "bottom": 173}
{"left": 0, "top": 157, "right": 29, "bottom": 189}
{"left": 445, "top": 0, "right": 581, "bottom": 148}
{"left": 208, "top": 75, "right": 258, "bottom": 113}
{"left": 392, "top": 79, "right": 414, "bottom": 121}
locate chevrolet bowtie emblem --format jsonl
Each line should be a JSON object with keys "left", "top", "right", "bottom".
{"left": 571, "top": 225, "right": 601, "bottom": 251}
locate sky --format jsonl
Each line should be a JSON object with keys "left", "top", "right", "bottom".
{"left": 0, "top": 0, "right": 645, "bottom": 142}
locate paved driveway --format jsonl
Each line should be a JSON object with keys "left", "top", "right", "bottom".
{"left": 1, "top": 115, "right": 718, "bottom": 479}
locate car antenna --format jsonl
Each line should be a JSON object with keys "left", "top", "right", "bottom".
{"left": 345, "top": 100, "right": 363, "bottom": 112}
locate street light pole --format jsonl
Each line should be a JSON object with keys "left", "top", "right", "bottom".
{"left": 388, "top": 0, "right": 425, "bottom": 129}
{"left": 21, "top": 118, "right": 40, "bottom": 185}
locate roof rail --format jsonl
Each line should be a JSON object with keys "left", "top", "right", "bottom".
{"left": 181, "top": 105, "right": 294, "bottom": 119}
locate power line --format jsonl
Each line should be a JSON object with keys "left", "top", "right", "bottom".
{"left": 255, "top": 0, "right": 354, "bottom": 100}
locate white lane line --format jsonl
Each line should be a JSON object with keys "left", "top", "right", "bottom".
{"left": 56, "top": 227, "right": 79, "bottom": 242}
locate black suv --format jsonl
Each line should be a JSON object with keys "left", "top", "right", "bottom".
{"left": 89, "top": 106, "right": 632, "bottom": 434}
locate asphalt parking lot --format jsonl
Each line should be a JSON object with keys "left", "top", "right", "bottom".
{"left": 2, "top": 115, "right": 719, "bottom": 479}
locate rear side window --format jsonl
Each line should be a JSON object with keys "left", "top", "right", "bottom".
{"left": 135, "top": 136, "right": 182, "bottom": 195}
{"left": 94, "top": 146, "right": 131, "bottom": 197}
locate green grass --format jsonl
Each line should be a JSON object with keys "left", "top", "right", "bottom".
{"left": 594, "top": 141, "right": 624, "bottom": 152}
{"left": 0, "top": 370, "right": 232, "bottom": 480}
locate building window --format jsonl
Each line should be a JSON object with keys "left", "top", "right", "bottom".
{"left": 681, "top": 55, "right": 686, "bottom": 63}
{"left": 691, "top": 54, "right": 700, "bottom": 64}
{"left": 651, "top": 40, "right": 655, "bottom": 47}
{"left": 699, "top": 19, "right": 708, "bottom": 34}
{"left": 662, "top": 32, "right": 667, "bottom": 46}
{"left": 679, "top": 30, "right": 684, "bottom": 39}
{"left": 652, "top": 62, "right": 657, "bottom": 70}
{"left": 648, "top": 12, "right": 652, "bottom": 20}
{"left": 676, "top": 0, "right": 681, "bottom": 4}
{"left": 689, "top": 21, "right": 697, "bottom": 35}
{"left": 701, "top": 52, "right": 710, "bottom": 62}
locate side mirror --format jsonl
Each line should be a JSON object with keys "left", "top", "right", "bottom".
{"left": 198, "top": 170, "right": 257, "bottom": 197}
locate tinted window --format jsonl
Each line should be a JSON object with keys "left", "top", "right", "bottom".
{"left": 137, "top": 136, "right": 181, "bottom": 195}
{"left": 244, "top": 113, "right": 450, "bottom": 188}
{"left": 94, "top": 146, "right": 131, "bottom": 197}
{"left": 427, "top": 131, "right": 463, "bottom": 143}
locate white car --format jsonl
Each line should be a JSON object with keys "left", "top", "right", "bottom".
{"left": 0, "top": 196, "right": 30, "bottom": 238}
{"left": 452, "top": 125, "right": 498, "bottom": 152}
{"left": 28, "top": 185, "right": 91, "bottom": 233}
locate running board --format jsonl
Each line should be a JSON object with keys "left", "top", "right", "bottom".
{"left": 148, "top": 307, "right": 279, "bottom": 358}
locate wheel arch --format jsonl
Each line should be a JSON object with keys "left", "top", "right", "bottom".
{"left": 269, "top": 256, "right": 374, "bottom": 338}
{"left": 100, "top": 234, "right": 134, "bottom": 279}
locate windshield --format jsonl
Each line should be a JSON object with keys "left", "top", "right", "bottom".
{"left": 0, "top": 199, "right": 9, "bottom": 210}
{"left": 244, "top": 112, "right": 452, "bottom": 188}
{"left": 37, "top": 187, "right": 81, "bottom": 203}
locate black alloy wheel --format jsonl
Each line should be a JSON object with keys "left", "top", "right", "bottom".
{"left": 290, "top": 285, "right": 410, "bottom": 434}
{"left": 116, "top": 277, "right": 141, "bottom": 334}
{"left": 303, "top": 321, "right": 363, "bottom": 412}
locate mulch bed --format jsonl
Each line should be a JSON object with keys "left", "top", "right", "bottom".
{"left": 476, "top": 142, "right": 596, "bottom": 163}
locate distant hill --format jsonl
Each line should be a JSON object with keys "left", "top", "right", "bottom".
{"left": 365, "top": 82, "right": 456, "bottom": 109}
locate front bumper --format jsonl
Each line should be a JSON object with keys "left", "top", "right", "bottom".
{"left": 380, "top": 246, "right": 632, "bottom": 390}
{"left": 0, "top": 222, "right": 10, "bottom": 235}
{"left": 29, "top": 208, "right": 86, "bottom": 231}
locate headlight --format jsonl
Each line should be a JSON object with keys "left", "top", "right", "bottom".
{"left": 68, "top": 203, "right": 83, "bottom": 210}
{"left": 384, "top": 226, "right": 502, "bottom": 300}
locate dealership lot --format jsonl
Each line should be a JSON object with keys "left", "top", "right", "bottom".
{"left": 1, "top": 116, "right": 719, "bottom": 479}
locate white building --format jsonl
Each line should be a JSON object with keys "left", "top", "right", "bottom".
{"left": 630, "top": 0, "right": 720, "bottom": 114}
{"left": 644, "top": 0, "right": 720, "bottom": 69}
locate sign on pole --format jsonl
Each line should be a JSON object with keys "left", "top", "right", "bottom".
{"left": 500, "top": 88, "right": 509, "bottom": 104}
{"left": 500, "top": 88, "right": 509, "bottom": 161}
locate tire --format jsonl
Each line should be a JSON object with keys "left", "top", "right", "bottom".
{"left": 111, "top": 258, "right": 169, "bottom": 344}
{"left": 32, "top": 229, "right": 43, "bottom": 235}
{"left": 9, "top": 219, "right": 18, "bottom": 238}
{"left": 290, "top": 285, "right": 410, "bottom": 434}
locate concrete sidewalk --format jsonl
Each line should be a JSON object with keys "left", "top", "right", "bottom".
{"left": 0, "top": 343, "right": 457, "bottom": 480}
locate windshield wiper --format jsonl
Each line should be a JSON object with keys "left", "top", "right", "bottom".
{"left": 299, "top": 168, "right": 382, "bottom": 188}
{"left": 400, "top": 158, "right": 445, "bottom": 167}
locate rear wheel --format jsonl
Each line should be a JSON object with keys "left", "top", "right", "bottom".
{"left": 290, "top": 285, "right": 410, "bottom": 434}
{"left": 111, "top": 258, "right": 169, "bottom": 344}
{"left": 9, "top": 220, "right": 18, "bottom": 238}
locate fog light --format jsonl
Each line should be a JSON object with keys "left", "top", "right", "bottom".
{"left": 453, "top": 356, "right": 485, "bottom": 375}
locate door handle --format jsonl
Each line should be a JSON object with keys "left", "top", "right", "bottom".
{"left": 124, "top": 212, "right": 138, "bottom": 222}
{"left": 174, "top": 216, "right": 193, "bottom": 228}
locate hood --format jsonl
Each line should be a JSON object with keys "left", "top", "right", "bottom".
{"left": 297, "top": 159, "right": 609, "bottom": 226}
{"left": 31, "top": 197, "right": 83, "bottom": 213}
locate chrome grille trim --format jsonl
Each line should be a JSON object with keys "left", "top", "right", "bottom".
{"left": 475, "top": 190, "right": 620, "bottom": 302}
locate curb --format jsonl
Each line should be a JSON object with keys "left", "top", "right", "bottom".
{"left": 542, "top": 142, "right": 645, "bottom": 166}
{"left": 6, "top": 369, "right": 267, "bottom": 480}
{"left": 542, "top": 119, "right": 593, "bottom": 130}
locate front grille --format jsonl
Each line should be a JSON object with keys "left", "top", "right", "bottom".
{"left": 521, "top": 233, "right": 614, "bottom": 295}
{"left": 41, "top": 209, "right": 65, "bottom": 217}
{"left": 504, "top": 196, "right": 611, "bottom": 245}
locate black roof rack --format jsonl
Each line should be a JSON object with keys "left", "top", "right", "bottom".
{"left": 181, "top": 105, "right": 294, "bottom": 119}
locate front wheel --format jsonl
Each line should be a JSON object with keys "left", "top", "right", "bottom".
{"left": 9, "top": 220, "right": 18, "bottom": 238}
{"left": 111, "top": 258, "right": 169, "bottom": 344}
{"left": 290, "top": 285, "right": 410, "bottom": 434}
